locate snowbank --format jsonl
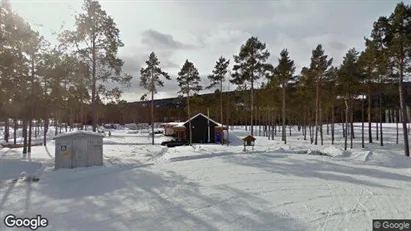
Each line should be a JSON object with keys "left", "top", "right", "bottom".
{"left": 344, "top": 151, "right": 411, "bottom": 169}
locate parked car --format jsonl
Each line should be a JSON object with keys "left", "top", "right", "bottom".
{"left": 161, "top": 139, "right": 189, "bottom": 147}
{"left": 149, "top": 130, "right": 163, "bottom": 135}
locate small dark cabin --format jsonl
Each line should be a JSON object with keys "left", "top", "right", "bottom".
{"left": 183, "top": 113, "right": 221, "bottom": 144}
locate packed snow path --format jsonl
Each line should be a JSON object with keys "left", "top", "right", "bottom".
{"left": 1, "top": 127, "right": 411, "bottom": 231}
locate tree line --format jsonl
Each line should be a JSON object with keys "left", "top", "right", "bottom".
{"left": 0, "top": 0, "right": 131, "bottom": 156}
{"left": 1, "top": 1, "right": 410, "bottom": 156}
{"left": 139, "top": 2, "right": 411, "bottom": 155}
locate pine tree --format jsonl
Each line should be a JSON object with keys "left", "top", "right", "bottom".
{"left": 59, "top": 0, "right": 132, "bottom": 132}
{"left": 324, "top": 66, "right": 338, "bottom": 145}
{"left": 231, "top": 37, "right": 271, "bottom": 136}
{"left": 338, "top": 48, "right": 361, "bottom": 151}
{"left": 359, "top": 39, "right": 378, "bottom": 144}
{"left": 372, "top": 2, "right": 411, "bottom": 156}
{"left": 139, "top": 52, "right": 170, "bottom": 145}
{"left": 177, "top": 60, "right": 202, "bottom": 145}
{"left": 1, "top": 0, "right": 39, "bottom": 156}
{"left": 297, "top": 67, "right": 316, "bottom": 143}
{"left": 268, "top": 49, "right": 295, "bottom": 144}
{"left": 0, "top": 0, "right": 14, "bottom": 144}
{"left": 207, "top": 56, "right": 230, "bottom": 140}
{"left": 26, "top": 30, "right": 44, "bottom": 154}
{"left": 309, "top": 44, "right": 333, "bottom": 145}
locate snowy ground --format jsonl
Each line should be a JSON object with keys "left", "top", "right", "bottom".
{"left": 0, "top": 124, "right": 411, "bottom": 231}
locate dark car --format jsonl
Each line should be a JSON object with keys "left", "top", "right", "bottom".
{"left": 161, "top": 140, "right": 189, "bottom": 147}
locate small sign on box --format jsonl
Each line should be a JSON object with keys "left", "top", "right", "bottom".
{"left": 63, "top": 151, "right": 71, "bottom": 158}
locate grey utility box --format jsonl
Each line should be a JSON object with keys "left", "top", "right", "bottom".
{"left": 53, "top": 131, "right": 105, "bottom": 170}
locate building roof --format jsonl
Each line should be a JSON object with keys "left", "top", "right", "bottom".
{"left": 53, "top": 131, "right": 105, "bottom": 140}
{"left": 174, "top": 113, "right": 223, "bottom": 127}
{"left": 242, "top": 135, "right": 256, "bottom": 141}
{"left": 161, "top": 113, "right": 226, "bottom": 128}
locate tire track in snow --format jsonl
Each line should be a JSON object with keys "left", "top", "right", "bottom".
{"left": 357, "top": 188, "right": 373, "bottom": 226}
{"left": 320, "top": 182, "right": 344, "bottom": 231}
{"left": 374, "top": 191, "right": 400, "bottom": 220}
{"left": 336, "top": 184, "right": 377, "bottom": 231}
{"left": 344, "top": 187, "right": 373, "bottom": 231}
{"left": 335, "top": 185, "right": 364, "bottom": 231}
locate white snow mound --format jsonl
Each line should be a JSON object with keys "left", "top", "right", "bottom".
{"left": 349, "top": 151, "right": 411, "bottom": 168}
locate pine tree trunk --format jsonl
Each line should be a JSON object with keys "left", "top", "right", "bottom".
{"left": 91, "top": 35, "right": 98, "bottom": 132}
{"left": 28, "top": 95, "right": 34, "bottom": 154}
{"left": 55, "top": 109, "right": 58, "bottom": 136}
{"left": 368, "top": 92, "right": 373, "bottom": 143}
{"left": 397, "top": 108, "right": 399, "bottom": 145}
{"left": 43, "top": 116, "right": 48, "bottom": 146}
{"left": 399, "top": 57, "right": 410, "bottom": 156}
{"left": 4, "top": 118, "right": 9, "bottom": 143}
{"left": 65, "top": 116, "right": 68, "bottom": 132}
{"left": 282, "top": 85, "right": 286, "bottom": 144}
{"left": 220, "top": 81, "right": 224, "bottom": 145}
{"left": 309, "top": 123, "right": 313, "bottom": 144}
{"left": 226, "top": 92, "right": 230, "bottom": 146}
{"left": 22, "top": 98, "right": 28, "bottom": 156}
{"left": 392, "top": 109, "right": 395, "bottom": 123}
{"left": 250, "top": 80, "right": 254, "bottom": 136}
{"left": 187, "top": 94, "right": 192, "bottom": 145}
{"left": 314, "top": 82, "right": 319, "bottom": 145}
{"left": 271, "top": 113, "right": 275, "bottom": 140}
{"left": 258, "top": 106, "right": 262, "bottom": 136}
{"left": 308, "top": 113, "right": 312, "bottom": 143}
{"left": 303, "top": 107, "right": 307, "bottom": 141}
{"left": 267, "top": 112, "right": 271, "bottom": 140}
{"left": 376, "top": 112, "right": 379, "bottom": 141}
{"left": 362, "top": 97, "right": 365, "bottom": 148}
{"left": 244, "top": 106, "right": 248, "bottom": 131}
{"left": 407, "top": 105, "right": 411, "bottom": 135}
{"left": 34, "top": 121, "right": 38, "bottom": 138}
{"left": 151, "top": 90, "right": 155, "bottom": 145}
{"left": 344, "top": 97, "right": 349, "bottom": 151}
{"left": 350, "top": 100, "right": 353, "bottom": 149}
{"left": 13, "top": 118, "right": 17, "bottom": 145}
{"left": 341, "top": 108, "right": 345, "bottom": 138}
{"left": 70, "top": 108, "right": 74, "bottom": 131}
{"left": 265, "top": 111, "right": 270, "bottom": 139}
{"left": 351, "top": 106, "right": 355, "bottom": 140}
{"left": 320, "top": 101, "right": 323, "bottom": 145}
{"left": 80, "top": 104, "right": 84, "bottom": 130}
{"left": 22, "top": 117, "right": 28, "bottom": 155}
{"left": 331, "top": 101, "right": 335, "bottom": 145}
{"left": 380, "top": 105, "right": 383, "bottom": 147}
{"left": 326, "top": 107, "right": 329, "bottom": 136}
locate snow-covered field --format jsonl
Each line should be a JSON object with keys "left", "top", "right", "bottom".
{"left": 0, "top": 124, "right": 411, "bottom": 231}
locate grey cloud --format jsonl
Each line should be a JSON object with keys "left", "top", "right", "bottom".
{"left": 109, "top": 1, "right": 398, "bottom": 101}
{"left": 174, "top": 1, "right": 296, "bottom": 25}
{"left": 141, "top": 29, "right": 195, "bottom": 50}
{"left": 106, "top": 51, "right": 191, "bottom": 101}
{"left": 328, "top": 41, "right": 347, "bottom": 52}
{"left": 156, "top": 51, "right": 180, "bottom": 69}
{"left": 113, "top": 49, "right": 181, "bottom": 93}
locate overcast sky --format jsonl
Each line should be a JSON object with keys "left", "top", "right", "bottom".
{"left": 12, "top": 0, "right": 402, "bottom": 102}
